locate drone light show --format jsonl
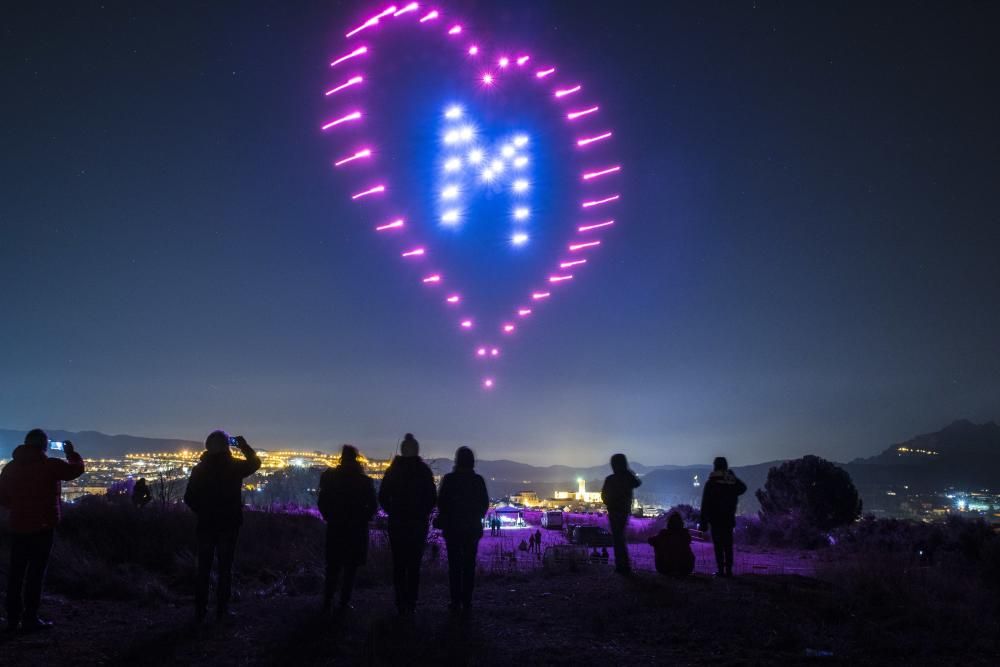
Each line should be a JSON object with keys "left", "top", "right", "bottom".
{"left": 321, "top": 3, "right": 622, "bottom": 388}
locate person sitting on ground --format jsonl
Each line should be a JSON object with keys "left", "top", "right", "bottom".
{"left": 0, "top": 429, "right": 85, "bottom": 632}
{"left": 132, "top": 477, "right": 152, "bottom": 507}
{"left": 317, "top": 444, "right": 377, "bottom": 613}
{"left": 648, "top": 512, "right": 695, "bottom": 576}
{"left": 698, "top": 456, "right": 747, "bottom": 578}
{"left": 378, "top": 433, "right": 437, "bottom": 615}
{"left": 601, "top": 453, "right": 642, "bottom": 574}
{"left": 183, "top": 431, "right": 261, "bottom": 622}
{"left": 436, "top": 446, "right": 489, "bottom": 613}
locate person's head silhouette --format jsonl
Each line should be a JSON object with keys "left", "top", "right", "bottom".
{"left": 205, "top": 430, "right": 230, "bottom": 454}
{"left": 610, "top": 452, "right": 628, "bottom": 473}
{"left": 667, "top": 512, "right": 684, "bottom": 531}
{"left": 341, "top": 444, "right": 360, "bottom": 466}
{"left": 713, "top": 456, "right": 728, "bottom": 472}
{"left": 454, "top": 446, "right": 475, "bottom": 470}
{"left": 400, "top": 433, "right": 419, "bottom": 457}
{"left": 24, "top": 428, "right": 48, "bottom": 450}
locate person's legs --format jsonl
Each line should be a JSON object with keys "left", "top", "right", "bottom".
{"left": 215, "top": 528, "right": 239, "bottom": 617}
{"left": 609, "top": 513, "right": 630, "bottom": 573}
{"left": 461, "top": 534, "right": 479, "bottom": 607}
{"left": 405, "top": 521, "right": 427, "bottom": 609}
{"left": 340, "top": 564, "right": 357, "bottom": 606}
{"left": 721, "top": 527, "right": 735, "bottom": 576}
{"left": 388, "top": 525, "right": 407, "bottom": 611}
{"left": 711, "top": 529, "right": 726, "bottom": 575}
{"left": 324, "top": 527, "right": 342, "bottom": 609}
{"left": 195, "top": 529, "right": 217, "bottom": 619}
{"left": 22, "top": 530, "right": 55, "bottom": 622}
{"left": 445, "top": 536, "right": 462, "bottom": 605}
{"left": 6, "top": 533, "right": 30, "bottom": 628}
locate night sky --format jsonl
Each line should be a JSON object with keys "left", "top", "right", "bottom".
{"left": 2, "top": 1, "right": 998, "bottom": 465}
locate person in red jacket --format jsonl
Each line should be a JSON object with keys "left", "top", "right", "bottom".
{"left": 0, "top": 429, "right": 85, "bottom": 632}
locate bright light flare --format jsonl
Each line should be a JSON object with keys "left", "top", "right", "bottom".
{"left": 483, "top": 378, "right": 495, "bottom": 389}
{"left": 448, "top": 24, "right": 462, "bottom": 35}
{"left": 490, "top": 348, "right": 500, "bottom": 357}
{"left": 577, "top": 131, "right": 612, "bottom": 146}
{"left": 513, "top": 135, "right": 529, "bottom": 148}
{"left": 419, "top": 10, "right": 439, "bottom": 22}
{"left": 443, "top": 157, "right": 462, "bottom": 171}
{"left": 468, "top": 148, "right": 484, "bottom": 164}
{"left": 536, "top": 67, "right": 556, "bottom": 78}
{"left": 468, "top": 45, "right": 479, "bottom": 55}
{"left": 503, "top": 323, "right": 516, "bottom": 333}
{"left": 375, "top": 219, "right": 404, "bottom": 231}
{"left": 446, "top": 294, "right": 461, "bottom": 304}
{"left": 567, "top": 106, "right": 599, "bottom": 120}
{"left": 351, "top": 184, "right": 385, "bottom": 200}
{"left": 441, "top": 209, "right": 461, "bottom": 224}
{"left": 516, "top": 55, "right": 530, "bottom": 66}
{"left": 501, "top": 144, "right": 515, "bottom": 158}
{"left": 549, "top": 274, "right": 573, "bottom": 283}
{"left": 345, "top": 5, "right": 397, "bottom": 38}
{"left": 512, "top": 179, "right": 529, "bottom": 193}
{"left": 476, "top": 347, "right": 487, "bottom": 357}
{"left": 513, "top": 156, "right": 528, "bottom": 168}
{"left": 460, "top": 319, "right": 474, "bottom": 328}
{"left": 582, "top": 194, "right": 620, "bottom": 208}
{"left": 498, "top": 57, "right": 510, "bottom": 68}
{"left": 330, "top": 46, "right": 368, "bottom": 68}
{"left": 325, "top": 75, "right": 363, "bottom": 96}
{"left": 518, "top": 308, "right": 532, "bottom": 316}
{"left": 511, "top": 232, "right": 529, "bottom": 246}
{"left": 445, "top": 105, "right": 463, "bottom": 119}
{"left": 441, "top": 184, "right": 459, "bottom": 199}
{"left": 481, "top": 73, "right": 495, "bottom": 85}
{"left": 422, "top": 274, "right": 441, "bottom": 283}
{"left": 554, "top": 85, "right": 581, "bottom": 98}
{"left": 578, "top": 220, "right": 614, "bottom": 232}
{"left": 513, "top": 207, "right": 530, "bottom": 220}
{"left": 583, "top": 165, "right": 621, "bottom": 180}
{"left": 321, "top": 110, "right": 362, "bottom": 130}
{"left": 569, "top": 240, "right": 601, "bottom": 251}
{"left": 401, "top": 247, "right": 425, "bottom": 257}
{"left": 560, "top": 259, "right": 587, "bottom": 268}
{"left": 333, "top": 148, "right": 372, "bottom": 167}
{"left": 393, "top": 2, "right": 419, "bottom": 16}
{"left": 532, "top": 291, "right": 551, "bottom": 300}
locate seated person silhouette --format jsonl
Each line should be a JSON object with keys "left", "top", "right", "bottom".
{"left": 647, "top": 512, "right": 695, "bottom": 576}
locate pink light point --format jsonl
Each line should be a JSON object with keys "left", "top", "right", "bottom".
{"left": 503, "top": 323, "right": 515, "bottom": 333}
{"left": 351, "top": 184, "right": 385, "bottom": 200}
{"left": 536, "top": 67, "right": 556, "bottom": 78}
{"left": 516, "top": 55, "right": 530, "bottom": 66}
{"left": 460, "top": 319, "right": 473, "bottom": 329}
{"left": 476, "top": 347, "right": 487, "bottom": 357}
{"left": 325, "top": 75, "right": 363, "bottom": 96}
{"left": 554, "top": 85, "right": 581, "bottom": 98}
{"left": 549, "top": 274, "right": 573, "bottom": 283}
{"left": 490, "top": 348, "right": 499, "bottom": 357}
{"left": 582, "top": 194, "right": 620, "bottom": 208}
{"left": 393, "top": 2, "right": 419, "bottom": 16}
{"left": 560, "top": 259, "right": 587, "bottom": 269}
{"left": 401, "top": 247, "right": 425, "bottom": 258}
{"left": 330, "top": 46, "right": 368, "bottom": 68}
{"left": 446, "top": 294, "right": 461, "bottom": 304}
{"left": 481, "top": 73, "right": 494, "bottom": 85}
{"left": 375, "top": 218, "right": 404, "bottom": 231}
{"left": 569, "top": 240, "right": 601, "bottom": 252}
{"left": 532, "top": 292, "right": 551, "bottom": 300}
{"left": 448, "top": 24, "right": 462, "bottom": 35}
{"left": 518, "top": 308, "right": 532, "bottom": 316}
{"left": 422, "top": 274, "right": 441, "bottom": 284}
{"left": 321, "top": 110, "right": 362, "bottom": 130}
{"left": 468, "top": 45, "right": 479, "bottom": 55}
{"left": 345, "top": 5, "right": 397, "bottom": 38}
{"left": 567, "top": 106, "right": 599, "bottom": 120}
{"left": 419, "top": 10, "right": 439, "bottom": 22}
{"left": 483, "top": 378, "right": 495, "bottom": 389}
{"left": 578, "top": 220, "right": 615, "bottom": 232}
{"left": 577, "top": 131, "right": 613, "bottom": 147}
{"left": 583, "top": 165, "right": 621, "bottom": 180}
{"left": 333, "top": 148, "right": 372, "bottom": 167}
{"left": 498, "top": 57, "right": 510, "bottom": 68}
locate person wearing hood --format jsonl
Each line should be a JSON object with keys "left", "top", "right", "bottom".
{"left": 436, "top": 446, "right": 489, "bottom": 612}
{"left": 317, "top": 444, "right": 377, "bottom": 612}
{"left": 601, "top": 453, "right": 642, "bottom": 575}
{"left": 0, "top": 429, "right": 85, "bottom": 632}
{"left": 698, "top": 456, "right": 747, "bottom": 577}
{"left": 377, "top": 433, "right": 436, "bottom": 615}
{"left": 648, "top": 511, "right": 695, "bottom": 576}
{"left": 183, "top": 431, "right": 261, "bottom": 622}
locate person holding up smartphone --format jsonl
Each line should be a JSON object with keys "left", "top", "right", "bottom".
{"left": 0, "top": 429, "right": 85, "bottom": 632}
{"left": 182, "top": 431, "right": 261, "bottom": 623}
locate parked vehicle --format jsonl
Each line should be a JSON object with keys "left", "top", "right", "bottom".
{"left": 541, "top": 510, "right": 563, "bottom": 529}
{"left": 570, "top": 525, "right": 613, "bottom": 547}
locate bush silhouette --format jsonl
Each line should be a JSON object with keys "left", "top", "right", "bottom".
{"left": 756, "top": 455, "right": 862, "bottom": 536}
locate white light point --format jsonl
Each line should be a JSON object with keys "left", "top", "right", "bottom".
{"left": 511, "top": 232, "right": 529, "bottom": 246}
{"left": 445, "top": 105, "right": 463, "bottom": 119}
{"left": 444, "top": 156, "right": 461, "bottom": 172}
{"left": 483, "top": 378, "right": 495, "bottom": 389}
{"left": 441, "top": 209, "right": 461, "bottom": 225}
{"left": 468, "top": 148, "right": 484, "bottom": 164}
{"left": 459, "top": 125, "right": 475, "bottom": 141}
{"left": 490, "top": 159, "right": 504, "bottom": 173}
{"left": 513, "top": 156, "right": 528, "bottom": 169}
{"left": 513, "top": 207, "right": 530, "bottom": 221}
{"left": 480, "top": 169, "right": 495, "bottom": 182}
{"left": 501, "top": 144, "right": 515, "bottom": 158}
{"left": 482, "top": 73, "right": 494, "bottom": 85}
{"left": 441, "top": 185, "right": 459, "bottom": 200}
{"left": 443, "top": 130, "right": 460, "bottom": 144}
{"left": 513, "top": 135, "right": 528, "bottom": 148}
{"left": 498, "top": 57, "right": 510, "bottom": 68}
{"left": 512, "top": 179, "right": 529, "bottom": 193}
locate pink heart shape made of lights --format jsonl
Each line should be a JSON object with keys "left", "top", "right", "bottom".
{"left": 321, "top": 3, "right": 622, "bottom": 389}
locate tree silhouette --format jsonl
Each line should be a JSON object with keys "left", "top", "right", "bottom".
{"left": 756, "top": 455, "right": 862, "bottom": 531}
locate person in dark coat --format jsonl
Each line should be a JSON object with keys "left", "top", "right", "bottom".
{"left": 317, "top": 444, "right": 377, "bottom": 612}
{"left": 377, "top": 433, "right": 437, "bottom": 615}
{"left": 600, "top": 453, "right": 641, "bottom": 574}
{"left": 183, "top": 431, "right": 261, "bottom": 621}
{"left": 698, "top": 456, "right": 747, "bottom": 577}
{"left": 436, "top": 446, "right": 489, "bottom": 612}
{"left": 132, "top": 478, "right": 152, "bottom": 507}
{"left": 648, "top": 512, "right": 695, "bottom": 576}
{"left": 0, "top": 429, "right": 85, "bottom": 632}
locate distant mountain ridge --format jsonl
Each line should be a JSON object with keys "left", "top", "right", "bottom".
{"left": 0, "top": 429, "right": 203, "bottom": 460}
{"left": 853, "top": 419, "right": 1000, "bottom": 467}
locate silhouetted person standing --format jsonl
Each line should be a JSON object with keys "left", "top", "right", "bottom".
{"left": 437, "top": 446, "right": 489, "bottom": 612}
{"left": 601, "top": 453, "right": 641, "bottom": 575}
{"left": 132, "top": 478, "right": 152, "bottom": 508}
{"left": 648, "top": 512, "right": 695, "bottom": 576}
{"left": 317, "top": 445, "right": 376, "bottom": 612}
{"left": 183, "top": 431, "right": 261, "bottom": 622}
{"left": 378, "top": 433, "right": 436, "bottom": 615}
{"left": 699, "top": 456, "right": 747, "bottom": 577}
{"left": 0, "top": 429, "right": 85, "bottom": 632}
